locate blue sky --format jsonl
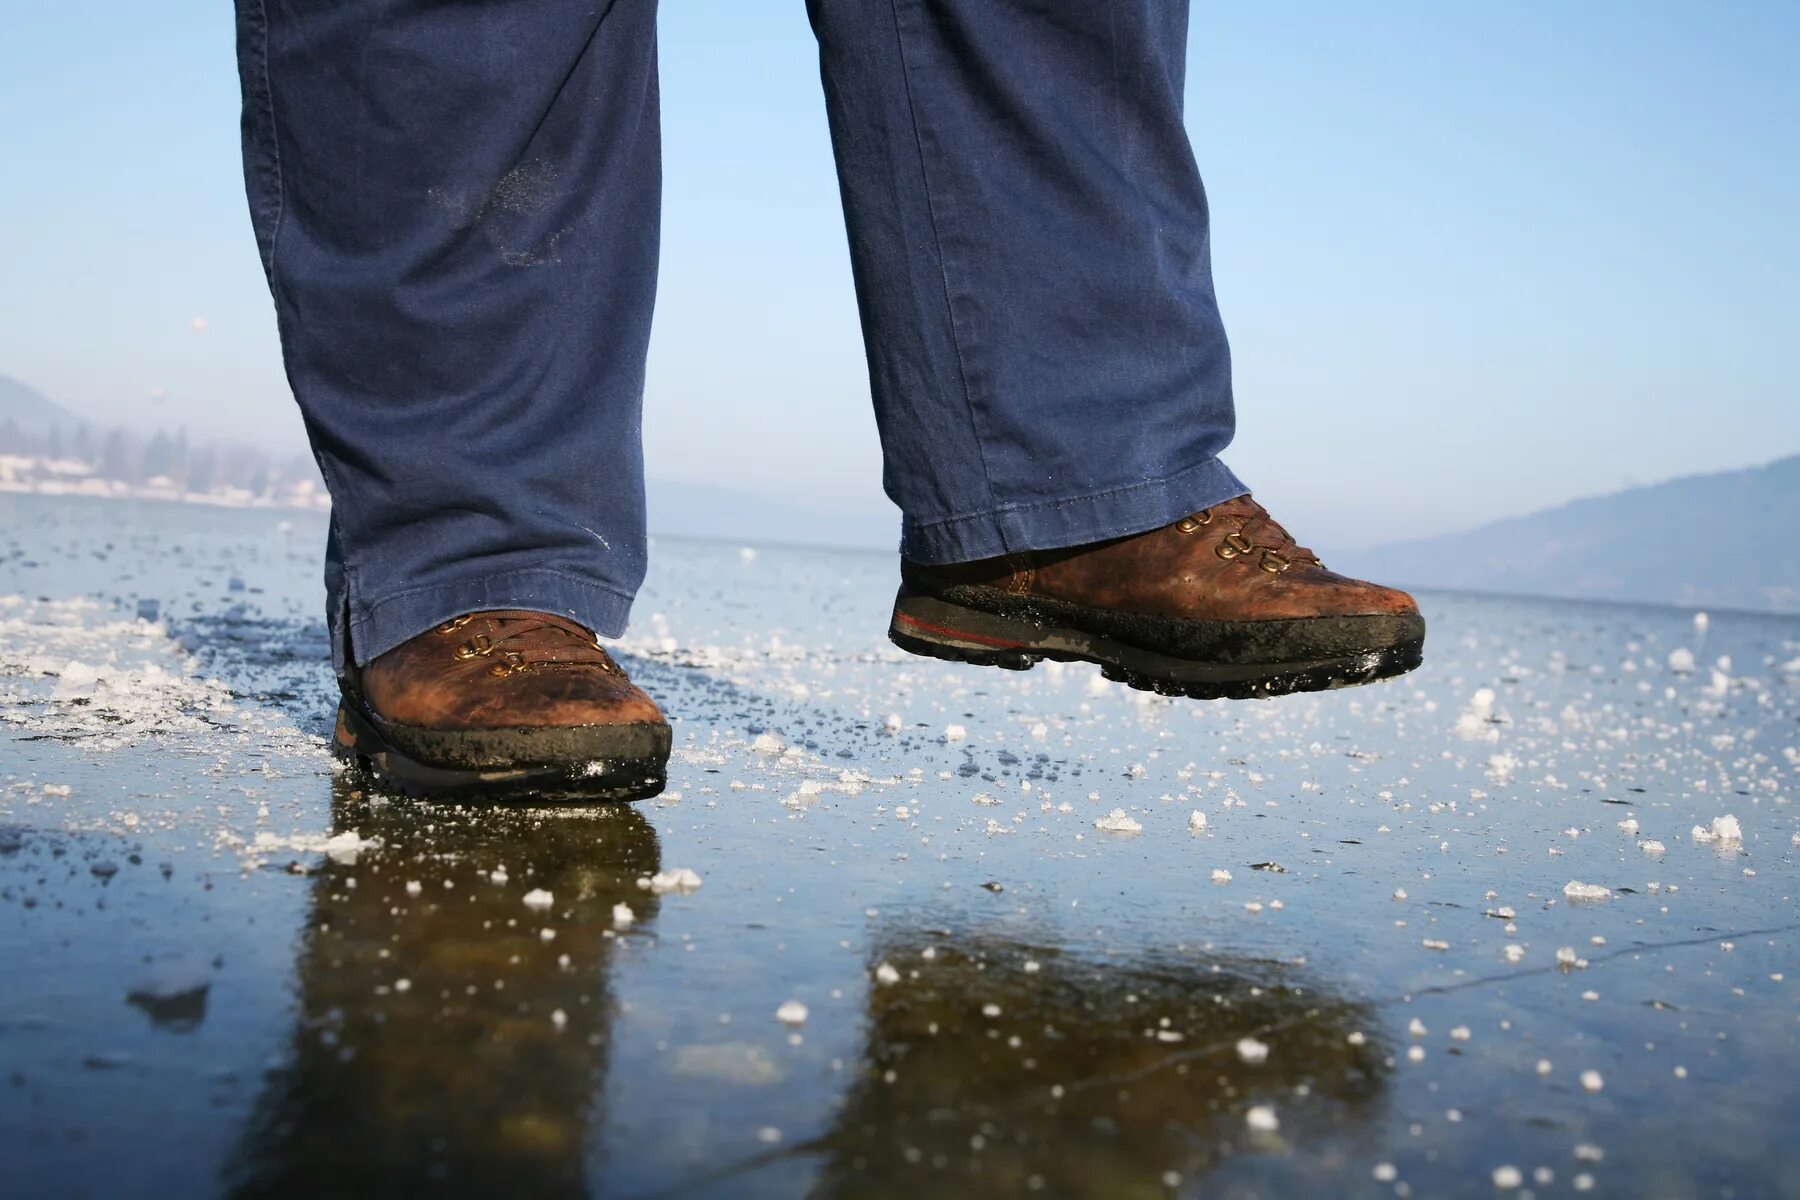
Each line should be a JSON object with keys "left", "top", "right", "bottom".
{"left": 1, "top": 1, "right": 1796, "bottom": 548}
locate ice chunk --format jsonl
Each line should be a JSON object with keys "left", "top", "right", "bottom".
{"left": 750, "top": 733, "right": 783, "bottom": 755}
{"left": 775, "top": 1000, "right": 808, "bottom": 1026}
{"left": 522, "top": 888, "right": 554, "bottom": 911}
{"left": 612, "top": 903, "right": 635, "bottom": 929}
{"left": 1691, "top": 814, "right": 1743, "bottom": 844}
{"left": 874, "top": 962, "right": 900, "bottom": 986}
{"left": 1211, "top": 868, "right": 1232, "bottom": 884}
{"left": 644, "top": 868, "right": 704, "bottom": 894}
{"left": 1563, "top": 880, "right": 1610, "bottom": 901}
{"left": 944, "top": 724, "right": 967, "bottom": 742}
{"left": 1093, "top": 808, "right": 1142, "bottom": 833}
{"left": 1244, "top": 1105, "right": 1279, "bottom": 1132}
{"left": 1188, "top": 810, "right": 1207, "bottom": 832}
{"left": 1580, "top": 1069, "right": 1604, "bottom": 1092}
{"left": 1236, "top": 1037, "right": 1269, "bottom": 1064}
{"left": 1667, "top": 647, "right": 1696, "bottom": 674}
{"left": 1493, "top": 1165, "right": 1523, "bottom": 1189}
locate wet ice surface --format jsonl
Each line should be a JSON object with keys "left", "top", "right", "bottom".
{"left": 3, "top": 492, "right": 1798, "bottom": 1198}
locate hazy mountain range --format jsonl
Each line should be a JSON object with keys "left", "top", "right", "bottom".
{"left": 1334, "top": 454, "right": 1799, "bottom": 615}
{"left": 5, "top": 374, "right": 1795, "bottom": 613}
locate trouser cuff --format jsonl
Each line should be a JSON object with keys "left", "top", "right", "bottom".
{"left": 335, "top": 568, "right": 636, "bottom": 671}
{"left": 900, "top": 456, "right": 1248, "bottom": 564}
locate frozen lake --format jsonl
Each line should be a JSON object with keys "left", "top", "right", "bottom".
{"left": 3, "top": 491, "right": 1797, "bottom": 1198}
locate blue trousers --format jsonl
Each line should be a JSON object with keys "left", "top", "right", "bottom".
{"left": 235, "top": 0, "right": 1245, "bottom": 669}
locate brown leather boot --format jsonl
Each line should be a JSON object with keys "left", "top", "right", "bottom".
{"left": 333, "top": 610, "right": 671, "bottom": 800}
{"left": 890, "top": 495, "right": 1424, "bottom": 699}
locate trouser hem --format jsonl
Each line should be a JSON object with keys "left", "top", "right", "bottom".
{"left": 900, "top": 456, "right": 1248, "bottom": 564}
{"left": 337, "top": 568, "right": 637, "bottom": 670}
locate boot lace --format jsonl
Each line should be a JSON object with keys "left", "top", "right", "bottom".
{"left": 433, "top": 612, "right": 625, "bottom": 679}
{"left": 1175, "top": 498, "right": 1322, "bottom": 574}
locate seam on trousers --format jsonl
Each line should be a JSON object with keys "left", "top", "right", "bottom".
{"left": 884, "top": 0, "right": 1000, "bottom": 522}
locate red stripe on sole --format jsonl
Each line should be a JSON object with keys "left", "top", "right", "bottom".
{"left": 893, "top": 610, "right": 1029, "bottom": 649}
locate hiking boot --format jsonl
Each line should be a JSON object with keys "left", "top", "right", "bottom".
{"left": 889, "top": 495, "right": 1424, "bottom": 699}
{"left": 333, "top": 610, "right": 671, "bottom": 800}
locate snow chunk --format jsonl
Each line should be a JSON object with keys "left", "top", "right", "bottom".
{"left": 612, "top": 903, "right": 635, "bottom": 929}
{"left": 874, "top": 962, "right": 900, "bottom": 986}
{"left": 1187, "top": 810, "right": 1207, "bottom": 832}
{"left": 1093, "top": 808, "right": 1142, "bottom": 834}
{"left": 775, "top": 1000, "right": 809, "bottom": 1026}
{"left": 944, "top": 724, "right": 967, "bottom": 742}
{"left": 1690, "top": 814, "right": 1743, "bottom": 844}
{"left": 522, "top": 888, "right": 555, "bottom": 911}
{"left": 1235, "top": 1037, "right": 1269, "bottom": 1064}
{"left": 1244, "top": 1105, "right": 1279, "bottom": 1133}
{"left": 644, "top": 867, "right": 704, "bottom": 894}
{"left": 1563, "top": 880, "right": 1611, "bottom": 901}
{"left": 1667, "top": 647, "right": 1696, "bottom": 674}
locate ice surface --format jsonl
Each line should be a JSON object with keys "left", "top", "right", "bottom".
{"left": 4, "top": 498, "right": 1797, "bottom": 1199}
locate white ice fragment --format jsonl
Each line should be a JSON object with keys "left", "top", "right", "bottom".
{"left": 1393, "top": 888, "right": 1408, "bottom": 901}
{"left": 322, "top": 830, "right": 380, "bottom": 865}
{"left": 1563, "top": 880, "right": 1610, "bottom": 901}
{"left": 1236, "top": 1037, "right": 1269, "bottom": 1064}
{"left": 1093, "top": 808, "right": 1142, "bottom": 834}
{"left": 1580, "top": 1069, "right": 1604, "bottom": 1092}
{"left": 1470, "top": 687, "right": 1496, "bottom": 712}
{"left": 944, "top": 724, "right": 967, "bottom": 742}
{"left": 775, "top": 1000, "right": 809, "bottom": 1026}
{"left": 612, "top": 903, "right": 635, "bottom": 929}
{"left": 1407, "top": 1017, "right": 1428, "bottom": 1038}
{"left": 1639, "top": 839, "right": 1666, "bottom": 856}
{"left": 1693, "top": 611, "right": 1708, "bottom": 633}
{"left": 404, "top": 880, "right": 422, "bottom": 897}
{"left": 971, "top": 792, "right": 1001, "bottom": 807}
{"left": 1244, "top": 1105, "right": 1279, "bottom": 1133}
{"left": 1667, "top": 647, "right": 1696, "bottom": 674}
{"left": 1617, "top": 818, "right": 1639, "bottom": 835}
{"left": 1504, "top": 944, "right": 1526, "bottom": 964}
{"left": 883, "top": 713, "right": 903, "bottom": 734}
{"left": 550, "top": 1008, "right": 568, "bottom": 1031}
{"left": 750, "top": 733, "right": 784, "bottom": 755}
{"left": 1493, "top": 1165, "right": 1523, "bottom": 1190}
{"left": 645, "top": 867, "right": 703, "bottom": 894}
{"left": 874, "top": 962, "right": 901, "bottom": 986}
{"left": 1187, "top": 810, "right": 1208, "bottom": 832}
{"left": 522, "top": 888, "right": 555, "bottom": 911}
{"left": 1210, "top": 868, "right": 1232, "bottom": 884}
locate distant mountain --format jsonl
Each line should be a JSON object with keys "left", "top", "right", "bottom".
{"left": 1338, "top": 455, "right": 1800, "bottom": 614}
{"left": 648, "top": 479, "right": 894, "bottom": 552}
{"left": 0, "top": 375, "right": 86, "bottom": 436}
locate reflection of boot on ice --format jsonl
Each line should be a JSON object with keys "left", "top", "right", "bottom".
{"left": 812, "top": 930, "right": 1389, "bottom": 1198}
{"left": 226, "top": 778, "right": 662, "bottom": 1197}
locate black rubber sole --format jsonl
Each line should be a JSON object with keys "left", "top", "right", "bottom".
{"left": 889, "top": 591, "right": 1424, "bottom": 700}
{"left": 332, "top": 701, "right": 669, "bottom": 802}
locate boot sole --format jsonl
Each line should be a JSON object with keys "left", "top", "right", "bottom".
{"left": 333, "top": 700, "right": 670, "bottom": 803}
{"left": 889, "top": 591, "right": 1424, "bottom": 700}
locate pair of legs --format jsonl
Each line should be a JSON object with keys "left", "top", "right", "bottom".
{"left": 237, "top": 0, "right": 1424, "bottom": 799}
{"left": 235, "top": 0, "right": 1245, "bottom": 673}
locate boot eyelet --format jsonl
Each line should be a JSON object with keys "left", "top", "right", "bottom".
{"left": 1217, "top": 532, "right": 1252, "bottom": 560}
{"left": 455, "top": 633, "right": 491, "bottom": 660}
{"left": 1259, "top": 551, "right": 1291, "bottom": 574}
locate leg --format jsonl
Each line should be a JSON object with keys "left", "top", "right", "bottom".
{"left": 810, "top": 0, "right": 1425, "bottom": 698}
{"left": 235, "top": 0, "right": 670, "bottom": 799}
{"left": 235, "top": 0, "right": 661, "bottom": 672}
{"left": 809, "top": 0, "right": 1245, "bottom": 563}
